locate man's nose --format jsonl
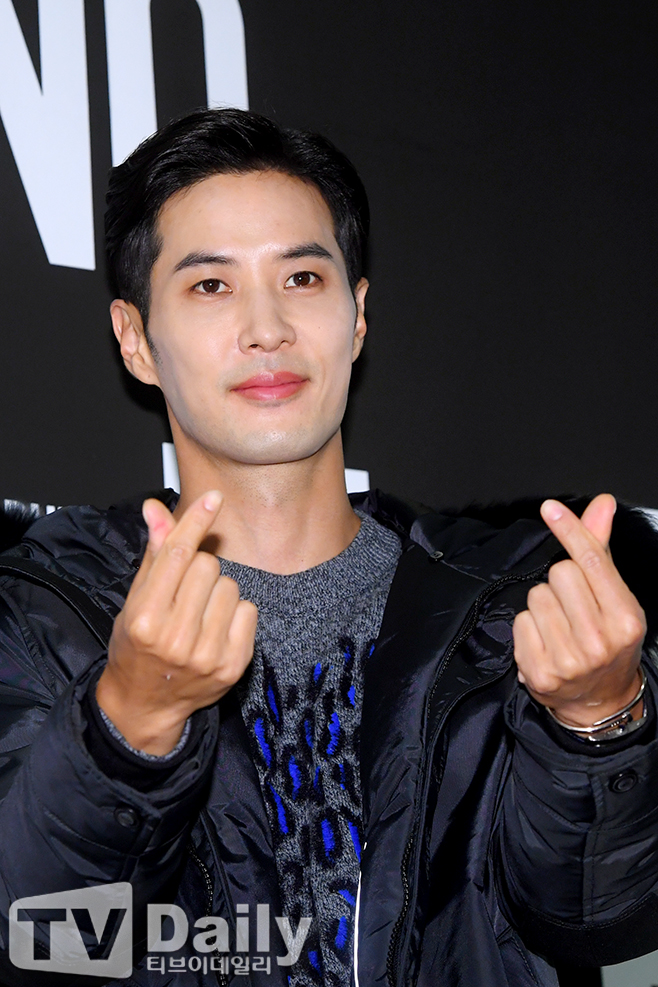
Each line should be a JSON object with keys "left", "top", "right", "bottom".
{"left": 237, "top": 292, "right": 297, "bottom": 353}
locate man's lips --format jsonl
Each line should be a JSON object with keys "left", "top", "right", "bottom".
{"left": 231, "top": 371, "right": 308, "bottom": 401}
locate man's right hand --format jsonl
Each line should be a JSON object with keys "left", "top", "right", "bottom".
{"left": 95, "top": 491, "right": 257, "bottom": 755}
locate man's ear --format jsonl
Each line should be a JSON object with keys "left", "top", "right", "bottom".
{"left": 110, "top": 300, "right": 161, "bottom": 387}
{"left": 352, "top": 277, "right": 368, "bottom": 361}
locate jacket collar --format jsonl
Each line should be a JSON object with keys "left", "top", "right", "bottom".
{"left": 352, "top": 488, "right": 658, "bottom": 648}
{"left": 7, "top": 486, "right": 658, "bottom": 647}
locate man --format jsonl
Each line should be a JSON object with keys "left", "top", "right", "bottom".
{"left": 0, "top": 107, "right": 657, "bottom": 987}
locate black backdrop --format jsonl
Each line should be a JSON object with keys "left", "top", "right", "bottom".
{"left": 0, "top": 0, "right": 656, "bottom": 514}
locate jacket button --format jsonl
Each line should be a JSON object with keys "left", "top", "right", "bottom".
{"left": 114, "top": 806, "right": 140, "bottom": 828}
{"left": 609, "top": 770, "right": 638, "bottom": 793}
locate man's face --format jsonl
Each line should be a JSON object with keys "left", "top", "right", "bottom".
{"left": 115, "top": 170, "right": 367, "bottom": 470}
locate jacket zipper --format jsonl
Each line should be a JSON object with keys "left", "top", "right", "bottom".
{"left": 385, "top": 558, "right": 554, "bottom": 987}
{"left": 187, "top": 840, "right": 216, "bottom": 917}
{"left": 188, "top": 821, "right": 233, "bottom": 987}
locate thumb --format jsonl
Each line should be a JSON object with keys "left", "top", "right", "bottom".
{"left": 580, "top": 493, "right": 616, "bottom": 550}
{"left": 142, "top": 498, "right": 176, "bottom": 559}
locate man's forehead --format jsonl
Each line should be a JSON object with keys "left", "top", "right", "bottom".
{"left": 155, "top": 170, "right": 338, "bottom": 256}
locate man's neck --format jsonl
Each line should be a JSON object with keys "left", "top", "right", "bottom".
{"left": 172, "top": 433, "right": 360, "bottom": 575}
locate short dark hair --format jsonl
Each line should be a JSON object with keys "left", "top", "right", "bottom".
{"left": 105, "top": 107, "right": 369, "bottom": 323}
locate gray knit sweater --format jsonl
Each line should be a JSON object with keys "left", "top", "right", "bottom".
{"left": 220, "top": 511, "right": 401, "bottom": 987}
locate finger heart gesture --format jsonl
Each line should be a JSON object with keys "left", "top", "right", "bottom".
{"left": 513, "top": 493, "right": 647, "bottom": 728}
{"left": 96, "top": 491, "right": 258, "bottom": 755}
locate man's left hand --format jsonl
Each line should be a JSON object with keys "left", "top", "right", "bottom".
{"left": 513, "top": 494, "right": 647, "bottom": 727}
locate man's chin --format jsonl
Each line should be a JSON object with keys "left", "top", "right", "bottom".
{"left": 232, "top": 449, "right": 327, "bottom": 468}
{"left": 219, "top": 430, "right": 341, "bottom": 468}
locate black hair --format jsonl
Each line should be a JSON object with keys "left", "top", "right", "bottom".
{"left": 105, "top": 107, "right": 369, "bottom": 323}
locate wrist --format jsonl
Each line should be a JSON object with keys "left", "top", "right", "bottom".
{"left": 95, "top": 667, "right": 189, "bottom": 755}
{"left": 545, "top": 666, "right": 647, "bottom": 741}
{"left": 547, "top": 667, "right": 644, "bottom": 729}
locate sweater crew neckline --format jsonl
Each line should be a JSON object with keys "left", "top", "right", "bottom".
{"left": 218, "top": 511, "right": 401, "bottom": 615}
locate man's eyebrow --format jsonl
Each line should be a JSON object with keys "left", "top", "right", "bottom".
{"left": 277, "top": 242, "right": 335, "bottom": 263}
{"left": 173, "top": 251, "right": 237, "bottom": 273}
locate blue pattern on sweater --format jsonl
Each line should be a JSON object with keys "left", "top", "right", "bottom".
{"left": 326, "top": 712, "right": 340, "bottom": 756}
{"left": 254, "top": 717, "right": 271, "bottom": 767}
{"left": 335, "top": 916, "right": 349, "bottom": 950}
{"left": 289, "top": 756, "right": 302, "bottom": 798}
{"left": 270, "top": 785, "right": 288, "bottom": 834}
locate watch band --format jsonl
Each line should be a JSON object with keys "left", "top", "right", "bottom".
{"left": 546, "top": 666, "right": 647, "bottom": 742}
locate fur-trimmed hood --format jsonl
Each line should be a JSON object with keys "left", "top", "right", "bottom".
{"left": 0, "top": 503, "right": 38, "bottom": 554}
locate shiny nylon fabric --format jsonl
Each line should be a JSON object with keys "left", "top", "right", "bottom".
{"left": 357, "top": 515, "right": 564, "bottom": 986}
{"left": 353, "top": 496, "right": 658, "bottom": 985}
{"left": 0, "top": 492, "right": 657, "bottom": 985}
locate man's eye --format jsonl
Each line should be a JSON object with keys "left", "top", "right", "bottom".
{"left": 285, "top": 271, "right": 321, "bottom": 288}
{"left": 193, "top": 278, "right": 228, "bottom": 294}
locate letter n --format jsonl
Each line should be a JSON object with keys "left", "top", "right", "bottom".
{"left": 0, "top": 0, "right": 95, "bottom": 270}
{"left": 104, "top": 0, "right": 249, "bottom": 167}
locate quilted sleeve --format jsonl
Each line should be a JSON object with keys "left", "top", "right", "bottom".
{"left": 496, "top": 658, "right": 658, "bottom": 967}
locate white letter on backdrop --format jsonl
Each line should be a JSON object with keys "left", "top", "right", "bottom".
{"left": 194, "top": 0, "right": 249, "bottom": 110}
{"left": 104, "top": 0, "right": 157, "bottom": 166}
{"left": 105, "top": 0, "right": 248, "bottom": 168}
{"left": 0, "top": 0, "right": 94, "bottom": 270}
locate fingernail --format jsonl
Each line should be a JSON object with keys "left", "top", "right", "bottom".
{"left": 542, "top": 500, "right": 563, "bottom": 522}
{"left": 203, "top": 491, "right": 222, "bottom": 512}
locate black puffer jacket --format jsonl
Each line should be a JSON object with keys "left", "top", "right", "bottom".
{"left": 0, "top": 489, "right": 658, "bottom": 987}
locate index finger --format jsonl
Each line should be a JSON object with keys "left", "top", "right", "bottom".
{"left": 142, "top": 490, "right": 223, "bottom": 601}
{"left": 540, "top": 498, "right": 627, "bottom": 610}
